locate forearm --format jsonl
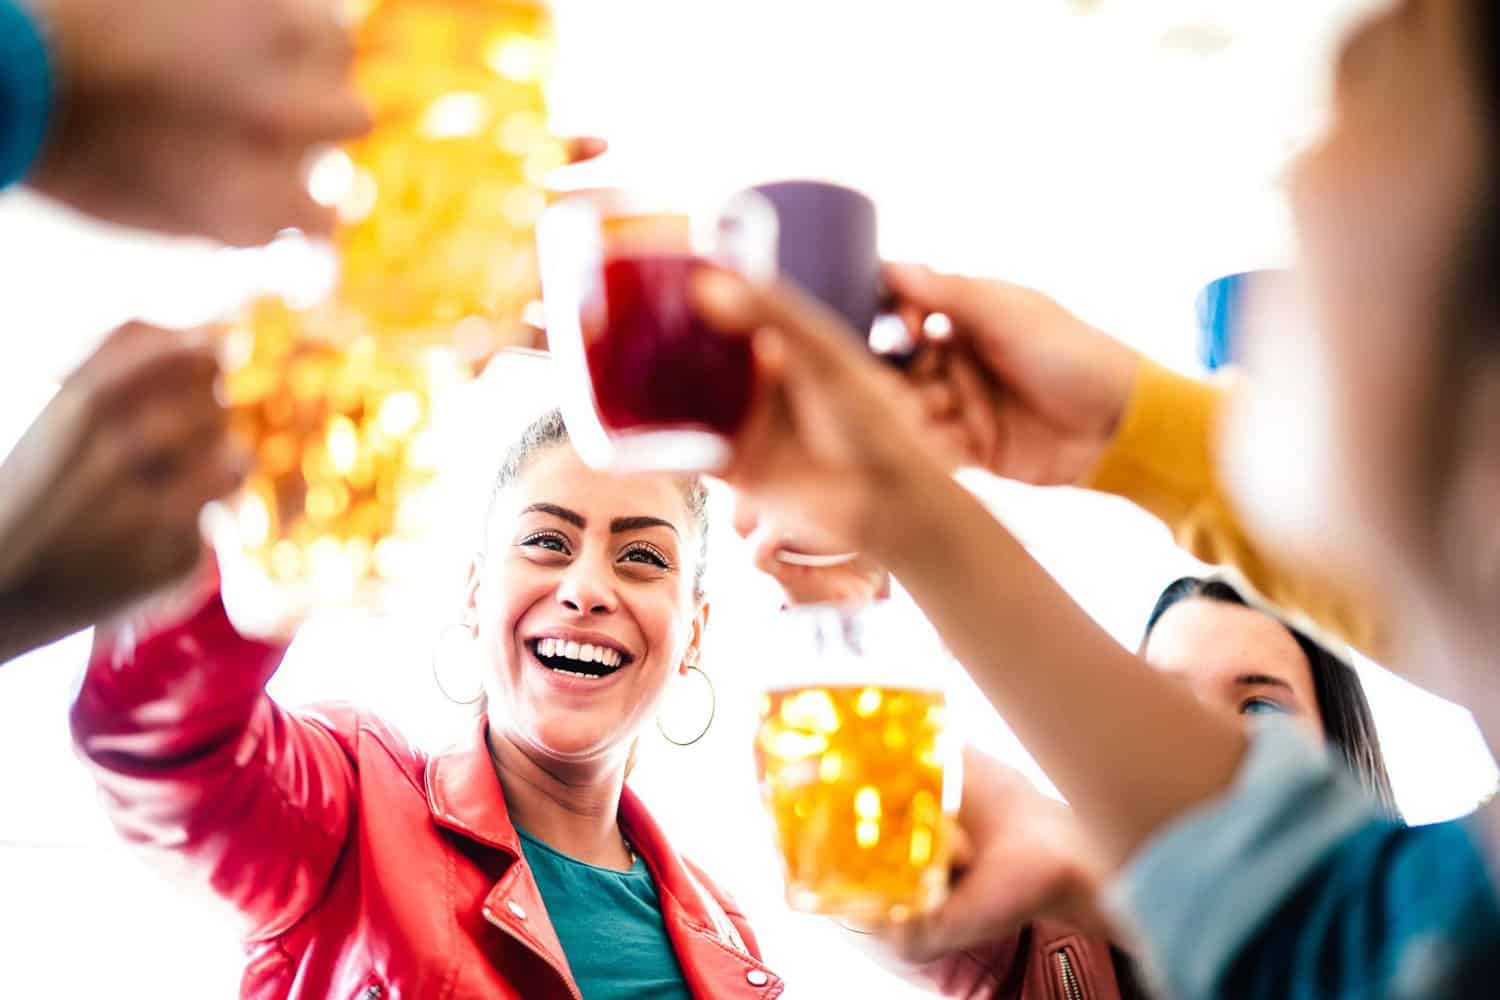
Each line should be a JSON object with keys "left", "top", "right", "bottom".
{"left": 72, "top": 589, "right": 356, "bottom": 938}
{"left": 871, "top": 469, "right": 1247, "bottom": 868}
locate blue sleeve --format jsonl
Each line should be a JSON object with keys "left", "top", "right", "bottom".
{"left": 1220, "top": 816, "right": 1500, "bottom": 998}
{"left": 1106, "top": 718, "right": 1500, "bottom": 999}
{"left": 0, "top": 0, "right": 54, "bottom": 188}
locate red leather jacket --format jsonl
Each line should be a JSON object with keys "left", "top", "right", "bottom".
{"left": 71, "top": 591, "right": 783, "bottom": 1000}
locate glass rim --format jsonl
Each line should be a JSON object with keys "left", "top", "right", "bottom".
{"left": 760, "top": 600, "right": 953, "bottom": 695}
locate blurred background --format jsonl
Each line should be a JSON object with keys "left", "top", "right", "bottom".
{"left": 1, "top": 0, "right": 1493, "bottom": 995}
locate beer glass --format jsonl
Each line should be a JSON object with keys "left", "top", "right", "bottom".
{"left": 753, "top": 602, "right": 961, "bottom": 921}
{"left": 537, "top": 189, "right": 777, "bottom": 473}
{"left": 220, "top": 0, "right": 561, "bottom": 613}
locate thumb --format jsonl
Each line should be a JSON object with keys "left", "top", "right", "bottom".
{"left": 946, "top": 818, "right": 975, "bottom": 872}
{"left": 747, "top": 521, "right": 786, "bottom": 576}
{"left": 888, "top": 866, "right": 1003, "bottom": 966}
{"left": 693, "top": 268, "right": 865, "bottom": 391}
{"left": 883, "top": 263, "right": 1017, "bottom": 336}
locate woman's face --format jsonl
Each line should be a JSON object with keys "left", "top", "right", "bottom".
{"left": 1143, "top": 599, "right": 1325, "bottom": 740}
{"left": 468, "top": 443, "right": 705, "bottom": 767}
{"left": 1226, "top": 0, "right": 1491, "bottom": 592}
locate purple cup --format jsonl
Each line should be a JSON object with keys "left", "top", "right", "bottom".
{"left": 748, "top": 181, "right": 898, "bottom": 566}
{"left": 751, "top": 180, "right": 884, "bottom": 340}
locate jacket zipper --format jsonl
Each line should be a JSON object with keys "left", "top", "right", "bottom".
{"left": 483, "top": 905, "right": 583, "bottom": 1000}
{"left": 1055, "top": 946, "right": 1084, "bottom": 1000}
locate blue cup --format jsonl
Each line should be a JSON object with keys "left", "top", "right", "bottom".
{"left": 1195, "top": 269, "right": 1291, "bottom": 371}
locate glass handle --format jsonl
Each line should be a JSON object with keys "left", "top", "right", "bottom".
{"left": 705, "top": 189, "right": 779, "bottom": 284}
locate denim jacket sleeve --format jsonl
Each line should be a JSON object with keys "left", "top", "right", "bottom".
{"left": 1105, "top": 718, "right": 1500, "bottom": 999}
{"left": 0, "top": 0, "right": 53, "bottom": 188}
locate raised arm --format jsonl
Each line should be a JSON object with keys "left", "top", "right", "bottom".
{"left": 886, "top": 266, "right": 1387, "bottom": 658}
{"left": 698, "top": 269, "right": 1246, "bottom": 868}
{"left": 72, "top": 579, "right": 356, "bottom": 941}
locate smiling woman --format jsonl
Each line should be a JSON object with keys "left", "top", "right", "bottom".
{"left": 68, "top": 407, "right": 780, "bottom": 999}
{"left": 473, "top": 408, "right": 710, "bottom": 717}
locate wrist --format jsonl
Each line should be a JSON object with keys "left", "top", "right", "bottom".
{"left": 1056, "top": 341, "right": 1142, "bottom": 489}
{"left": 862, "top": 461, "right": 971, "bottom": 574}
{"left": 1097, "top": 342, "right": 1141, "bottom": 439}
{"left": 1081, "top": 338, "right": 1141, "bottom": 463}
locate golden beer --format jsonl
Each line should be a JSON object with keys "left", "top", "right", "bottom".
{"left": 755, "top": 684, "right": 957, "bottom": 921}
{"left": 224, "top": 0, "right": 561, "bottom": 609}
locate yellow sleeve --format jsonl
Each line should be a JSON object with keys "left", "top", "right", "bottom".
{"left": 1083, "top": 358, "right": 1388, "bottom": 658}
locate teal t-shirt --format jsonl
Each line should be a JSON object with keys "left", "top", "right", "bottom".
{"left": 516, "top": 826, "right": 694, "bottom": 1000}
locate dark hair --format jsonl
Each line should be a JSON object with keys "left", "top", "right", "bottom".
{"left": 485, "top": 409, "right": 710, "bottom": 599}
{"left": 1144, "top": 577, "right": 1401, "bottom": 819}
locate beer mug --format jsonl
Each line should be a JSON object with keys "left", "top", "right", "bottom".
{"left": 219, "top": 0, "right": 562, "bottom": 614}
{"left": 753, "top": 602, "right": 961, "bottom": 921}
{"left": 537, "top": 189, "right": 778, "bottom": 473}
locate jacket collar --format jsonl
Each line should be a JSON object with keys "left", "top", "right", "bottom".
{"left": 424, "top": 720, "right": 783, "bottom": 998}
{"left": 423, "top": 717, "right": 525, "bottom": 858}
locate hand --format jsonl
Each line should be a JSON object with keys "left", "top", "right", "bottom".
{"left": 873, "top": 748, "right": 1110, "bottom": 967}
{"left": 24, "top": 0, "right": 369, "bottom": 244}
{"left": 0, "top": 322, "right": 247, "bottom": 657}
{"left": 887, "top": 265, "right": 1141, "bottom": 486}
{"left": 735, "top": 499, "right": 891, "bottom": 607}
{"left": 693, "top": 269, "right": 949, "bottom": 557}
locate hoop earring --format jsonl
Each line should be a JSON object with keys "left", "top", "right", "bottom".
{"left": 432, "top": 622, "right": 484, "bottom": 706}
{"left": 657, "top": 664, "right": 716, "bottom": 747}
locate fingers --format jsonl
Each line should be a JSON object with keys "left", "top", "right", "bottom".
{"left": 747, "top": 522, "right": 787, "bottom": 577}
{"left": 916, "top": 379, "right": 957, "bottom": 421}
{"left": 883, "top": 263, "right": 1001, "bottom": 328}
{"left": 136, "top": 517, "right": 212, "bottom": 593}
{"left": 693, "top": 269, "right": 869, "bottom": 387}
{"left": 255, "top": 1, "right": 368, "bottom": 144}
{"left": 261, "top": 88, "right": 372, "bottom": 148}
{"left": 946, "top": 350, "right": 1001, "bottom": 468}
{"left": 565, "top": 136, "right": 609, "bottom": 164}
{"left": 34, "top": 324, "right": 241, "bottom": 579}
{"left": 732, "top": 495, "right": 763, "bottom": 540}
{"left": 882, "top": 875, "right": 1013, "bottom": 966}
{"left": 267, "top": 146, "right": 343, "bottom": 239}
{"left": 78, "top": 325, "right": 224, "bottom": 427}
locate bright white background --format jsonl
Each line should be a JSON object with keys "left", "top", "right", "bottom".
{"left": 1, "top": 1, "right": 1496, "bottom": 996}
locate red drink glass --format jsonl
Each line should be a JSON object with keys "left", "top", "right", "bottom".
{"left": 539, "top": 190, "right": 777, "bottom": 472}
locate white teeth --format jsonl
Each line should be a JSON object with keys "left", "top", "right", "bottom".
{"left": 533, "top": 637, "right": 626, "bottom": 670}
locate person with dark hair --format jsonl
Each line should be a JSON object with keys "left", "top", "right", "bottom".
{"left": 1143, "top": 576, "right": 1399, "bottom": 818}
{"left": 691, "top": 0, "right": 1500, "bottom": 992}
{"left": 70, "top": 408, "right": 780, "bottom": 998}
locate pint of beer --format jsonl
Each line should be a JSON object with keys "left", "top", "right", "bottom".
{"left": 220, "top": 0, "right": 562, "bottom": 613}
{"left": 753, "top": 603, "right": 961, "bottom": 921}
